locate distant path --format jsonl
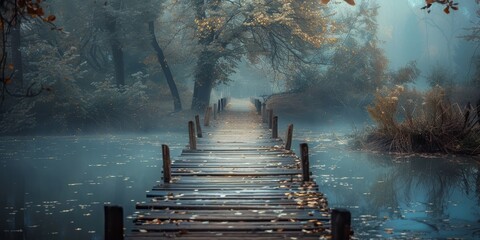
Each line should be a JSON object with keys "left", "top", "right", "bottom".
{"left": 123, "top": 98, "right": 347, "bottom": 239}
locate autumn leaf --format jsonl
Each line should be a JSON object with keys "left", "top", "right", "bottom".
{"left": 344, "top": 0, "right": 355, "bottom": 5}
{"left": 321, "top": 0, "right": 330, "bottom": 4}
{"left": 4, "top": 77, "right": 12, "bottom": 85}
{"left": 46, "top": 15, "right": 56, "bottom": 22}
{"left": 444, "top": 6, "right": 450, "bottom": 14}
{"left": 8, "top": 64, "right": 14, "bottom": 70}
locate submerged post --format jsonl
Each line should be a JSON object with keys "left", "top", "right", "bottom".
{"left": 104, "top": 205, "right": 124, "bottom": 240}
{"left": 162, "top": 144, "right": 171, "bottom": 183}
{"left": 204, "top": 107, "right": 211, "bottom": 127}
{"left": 332, "top": 209, "right": 352, "bottom": 240}
{"left": 285, "top": 124, "right": 294, "bottom": 150}
{"left": 272, "top": 116, "right": 278, "bottom": 138}
{"left": 300, "top": 143, "right": 310, "bottom": 182}
{"left": 188, "top": 121, "right": 196, "bottom": 150}
{"left": 195, "top": 115, "right": 203, "bottom": 138}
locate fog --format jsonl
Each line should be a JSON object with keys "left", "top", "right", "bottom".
{"left": 1, "top": 0, "right": 479, "bottom": 239}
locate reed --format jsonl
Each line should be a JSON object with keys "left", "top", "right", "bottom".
{"left": 363, "top": 86, "right": 480, "bottom": 155}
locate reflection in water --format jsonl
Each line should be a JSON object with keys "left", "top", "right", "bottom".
{"left": 291, "top": 126, "right": 480, "bottom": 238}
{"left": 1, "top": 130, "right": 479, "bottom": 239}
{"left": 0, "top": 134, "right": 184, "bottom": 240}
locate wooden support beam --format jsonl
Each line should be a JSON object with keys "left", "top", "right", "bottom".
{"left": 285, "top": 124, "right": 294, "bottom": 150}
{"left": 204, "top": 107, "right": 211, "bottom": 127}
{"left": 300, "top": 143, "right": 310, "bottom": 182}
{"left": 272, "top": 116, "right": 278, "bottom": 139}
{"left": 331, "top": 209, "right": 351, "bottom": 240}
{"left": 162, "top": 144, "right": 171, "bottom": 183}
{"left": 188, "top": 121, "right": 197, "bottom": 150}
{"left": 104, "top": 205, "right": 124, "bottom": 240}
{"left": 195, "top": 115, "right": 203, "bottom": 138}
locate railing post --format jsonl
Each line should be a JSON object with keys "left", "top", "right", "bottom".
{"left": 213, "top": 103, "right": 217, "bottom": 120}
{"left": 162, "top": 144, "right": 171, "bottom": 183}
{"left": 188, "top": 121, "right": 196, "bottom": 150}
{"left": 195, "top": 115, "right": 203, "bottom": 138}
{"left": 268, "top": 109, "right": 273, "bottom": 129}
{"left": 255, "top": 99, "right": 261, "bottom": 115}
{"left": 272, "top": 116, "right": 278, "bottom": 139}
{"left": 332, "top": 209, "right": 352, "bottom": 240}
{"left": 262, "top": 103, "right": 267, "bottom": 123}
{"left": 104, "top": 205, "right": 124, "bottom": 240}
{"left": 204, "top": 107, "right": 211, "bottom": 127}
{"left": 300, "top": 143, "right": 310, "bottom": 182}
{"left": 285, "top": 124, "right": 294, "bottom": 150}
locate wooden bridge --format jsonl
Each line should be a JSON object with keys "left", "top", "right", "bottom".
{"left": 104, "top": 98, "right": 352, "bottom": 239}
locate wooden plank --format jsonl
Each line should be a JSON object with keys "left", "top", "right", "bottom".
{"left": 136, "top": 203, "right": 327, "bottom": 210}
{"left": 131, "top": 222, "right": 328, "bottom": 232}
{"left": 126, "top": 232, "right": 328, "bottom": 240}
{"left": 132, "top": 209, "right": 329, "bottom": 221}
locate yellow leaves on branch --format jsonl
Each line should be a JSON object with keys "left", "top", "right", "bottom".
{"left": 194, "top": 17, "right": 225, "bottom": 36}
{"left": 244, "top": 1, "right": 337, "bottom": 48}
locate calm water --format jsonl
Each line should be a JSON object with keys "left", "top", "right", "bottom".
{"left": 0, "top": 133, "right": 185, "bottom": 240}
{"left": 1, "top": 128, "right": 479, "bottom": 239}
{"left": 291, "top": 125, "right": 480, "bottom": 239}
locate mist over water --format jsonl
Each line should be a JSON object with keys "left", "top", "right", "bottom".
{"left": 1, "top": 0, "right": 480, "bottom": 239}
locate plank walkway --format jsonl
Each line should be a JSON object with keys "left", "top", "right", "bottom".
{"left": 109, "top": 98, "right": 351, "bottom": 239}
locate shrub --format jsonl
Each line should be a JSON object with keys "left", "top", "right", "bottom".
{"left": 363, "top": 86, "right": 480, "bottom": 154}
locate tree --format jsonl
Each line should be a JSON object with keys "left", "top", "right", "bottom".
{"left": 0, "top": 0, "right": 56, "bottom": 106}
{"left": 149, "top": 21, "right": 182, "bottom": 111}
{"left": 186, "top": 0, "right": 337, "bottom": 110}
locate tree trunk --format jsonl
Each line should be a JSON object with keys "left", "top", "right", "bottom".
{"left": 10, "top": 23, "right": 23, "bottom": 90}
{"left": 148, "top": 21, "right": 182, "bottom": 111}
{"left": 104, "top": 6, "right": 125, "bottom": 87}
{"left": 191, "top": 49, "right": 216, "bottom": 111}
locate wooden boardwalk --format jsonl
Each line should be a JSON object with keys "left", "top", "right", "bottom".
{"left": 106, "top": 98, "right": 351, "bottom": 240}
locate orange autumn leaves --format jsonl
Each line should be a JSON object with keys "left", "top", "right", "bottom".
{"left": 17, "top": 0, "right": 56, "bottom": 22}
{"left": 422, "top": 0, "right": 459, "bottom": 14}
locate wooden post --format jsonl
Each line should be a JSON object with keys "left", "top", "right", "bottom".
{"left": 195, "top": 115, "right": 203, "bottom": 138}
{"left": 188, "top": 121, "right": 196, "bottom": 150}
{"left": 332, "top": 209, "right": 351, "bottom": 240}
{"left": 256, "top": 100, "right": 261, "bottom": 115}
{"left": 300, "top": 143, "right": 310, "bottom": 182}
{"left": 162, "top": 144, "right": 171, "bottom": 183}
{"left": 104, "top": 205, "right": 124, "bottom": 240}
{"left": 204, "top": 107, "right": 211, "bottom": 127}
{"left": 213, "top": 103, "right": 217, "bottom": 120}
{"left": 272, "top": 116, "right": 278, "bottom": 139}
{"left": 221, "top": 98, "right": 225, "bottom": 111}
{"left": 262, "top": 103, "right": 267, "bottom": 123}
{"left": 218, "top": 99, "right": 221, "bottom": 113}
{"left": 268, "top": 109, "right": 273, "bottom": 129}
{"left": 285, "top": 124, "right": 294, "bottom": 150}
